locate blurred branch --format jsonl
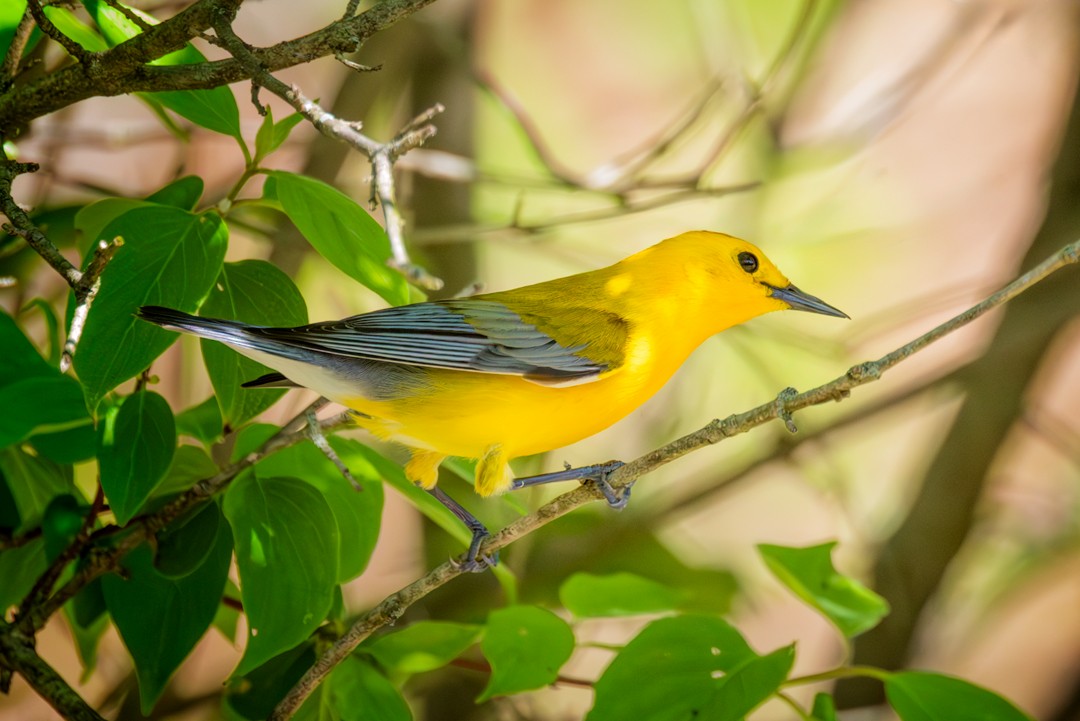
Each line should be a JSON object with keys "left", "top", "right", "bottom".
{"left": 271, "top": 238, "right": 1080, "bottom": 720}
{"left": 208, "top": 12, "right": 444, "bottom": 291}
{"left": 0, "top": 6, "right": 33, "bottom": 89}
{"left": 0, "top": 620, "right": 105, "bottom": 720}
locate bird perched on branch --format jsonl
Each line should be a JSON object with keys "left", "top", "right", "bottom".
{"left": 138, "top": 230, "right": 847, "bottom": 569}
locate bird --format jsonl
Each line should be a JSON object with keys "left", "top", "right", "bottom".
{"left": 137, "top": 230, "right": 847, "bottom": 569}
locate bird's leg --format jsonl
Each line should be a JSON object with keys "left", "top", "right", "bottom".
{"left": 304, "top": 405, "right": 361, "bottom": 491}
{"left": 509, "top": 461, "right": 631, "bottom": 509}
{"left": 427, "top": 487, "right": 497, "bottom": 573}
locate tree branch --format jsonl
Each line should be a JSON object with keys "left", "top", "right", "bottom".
{"left": 0, "top": 621, "right": 104, "bottom": 720}
{"left": 0, "top": 0, "right": 437, "bottom": 134}
{"left": 270, "top": 238, "right": 1080, "bottom": 719}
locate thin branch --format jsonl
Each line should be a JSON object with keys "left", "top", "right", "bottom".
{"left": 15, "top": 486, "right": 104, "bottom": 633}
{"left": 61, "top": 237, "right": 123, "bottom": 373}
{"left": 207, "top": 15, "right": 444, "bottom": 291}
{"left": 0, "top": 6, "right": 34, "bottom": 89}
{"left": 27, "top": 406, "right": 353, "bottom": 631}
{"left": 0, "top": 159, "right": 81, "bottom": 285}
{"left": 0, "top": 621, "right": 104, "bottom": 720}
{"left": 271, "top": 240, "right": 1080, "bottom": 719}
{"left": 25, "top": 0, "right": 95, "bottom": 64}
{"left": 0, "top": 526, "right": 42, "bottom": 551}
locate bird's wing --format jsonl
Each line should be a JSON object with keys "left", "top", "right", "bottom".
{"left": 243, "top": 299, "right": 629, "bottom": 385}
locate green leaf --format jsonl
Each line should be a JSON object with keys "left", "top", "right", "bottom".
{"left": 695, "top": 645, "right": 795, "bottom": 721}
{"left": 42, "top": 6, "right": 108, "bottom": 52}
{"left": 885, "top": 671, "right": 1034, "bottom": 721}
{"left": 811, "top": 692, "right": 839, "bottom": 721}
{"left": 758, "top": 542, "right": 889, "bottom": 638}
{"left": 365, "top": 621, "right": 482, "bottom": 675}
{"left": 64, "top": 585, "right": 109, "bottom": 682}
{"left": 0, "top": 375, "right": 93, "bottom": 450}
{"left": 103, "top": 526, "right": 232, "bottom": 714}
{"left": 81, "top": 0, "right": 241, "bottom": 141}
{"left": 200, "top": 260, "right": 307, "bottom": 427}
{"left": 224, "top": 474, "right": 339, "bottom": 677}
{"left": 254, "top": 108, "right": 305, "bottom": 163}
{"left": 151, "top": 444, "right": 218, "bottom": 500}
{"left": 97, "top": 390, "right": 176, "bottom": 525}
{"left": 20, "top": 297, "right": 62, "bottom": 366}
{"left": 74, "top": 207, "right": 228, "bottom": 411}
{"left": 587, "top": 615, "right": 786, "bottom": 721}
{"left": 224, "top": 643, "right": 316, "bottom": 721}
{"left": 478, "top": 605, "right": 574, "bottom": 701}
{"left": 0, "top": 310, "right": 53, "bottom": 386}
{"left": 154, "top": 501, "right": 224, "bottom": 578}
{"left": 175, "top": 396, "right": 224, "bottom": 444}
{"left": 560, "top": 572, "right": 684, "bottom": 618}
{"left": 42, "top": 494, "right": 85, "bottom": 562}
{"left": 0, "top": 1, "right": 41, "bottom": 62}
{"left": 0, "top": 446, "right": 75, "bottom": 533}
{"left": 74, "top": 197, "right": 151, "bottom": 255}
{"left": 146, "top": 175, "right": 204, "bottom": 209}
{"left": 268, "top": 171, "right": 408, "bottom": 306}
{"left": 254, "top": 438, "right": 382, "bottom": 583}
{"left": 298, "top": 656, "right": 411, "bottom": 721}
{"left": 0, "top": 538, "right": 46, "bottom": 610}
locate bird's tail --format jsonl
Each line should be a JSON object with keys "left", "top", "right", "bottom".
{"left": 136, "top": 306, "right": 252, "bottom": 346}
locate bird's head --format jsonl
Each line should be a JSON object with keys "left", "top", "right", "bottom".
{"left": 652, "top": 231, "right": 849, "bottom": 330}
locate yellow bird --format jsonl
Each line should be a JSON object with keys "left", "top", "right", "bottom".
{"left": 138, "top": 231, "right": 846, "bottom": 568}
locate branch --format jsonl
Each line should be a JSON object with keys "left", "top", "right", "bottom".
{"left": 208, "top": 15, "right": 444, "bottom": 290}
{"left": 271, "top": 238, "right": 1080, "bottom": 719}
{"left": 0, "top": 0, "right": 437, "bottom": 134}
{"left": 0, "top": 5, "right": 34, "bottom": 89}
{"left": 0, "top": 621, "right": 104, "bottom": 720}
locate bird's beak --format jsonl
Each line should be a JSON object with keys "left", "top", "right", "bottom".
{"left": 767, "top": 284, "right": 849, "bottom": 319}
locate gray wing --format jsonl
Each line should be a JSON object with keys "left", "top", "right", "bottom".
{"left": 243, "top": 300, "right": 609, "bottom": 383}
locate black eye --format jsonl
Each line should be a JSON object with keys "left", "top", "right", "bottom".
{"left": 738, "top": 252, "right": 758, "bottom": 273}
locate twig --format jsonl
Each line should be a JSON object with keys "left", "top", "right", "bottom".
{"left": 15, "top": 486, "right": 104, "bottom": 633}
{"left": 28, "top": 407, "right": 354, "bottom": 631}
{"left": 0, "top": 621, "right": 105, "bottom": 720}
{"left": 25, "top": 0, "right": 95, "bottom": 65}
{"left": 101, "top": 0, "right": 153, "bottom": 32}
{"left": 0, "top": 6, "right": 34, "bottom": 89}
{"left": 207, "top": 16, "right": 444, "bottom": 291}
{"left": 61, "top": 237, "right": 123, "bottom": 372}
{"left": 270, "top": 239, "right": 1080, "bottom": 720}
{"left": 0, "top": 527, "right": 42, "bottom": 551}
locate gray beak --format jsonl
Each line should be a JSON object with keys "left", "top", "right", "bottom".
{"left": 767, "top": 284, "right": 849, "bottom": 319}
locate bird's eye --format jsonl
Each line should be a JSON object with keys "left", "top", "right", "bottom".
{"left": 738, "top": 252, "right": 758, "bottom": 273}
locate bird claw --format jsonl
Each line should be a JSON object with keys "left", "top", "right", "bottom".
{"left": 451, "top": 550, "right": 499, "bottom": 574}
{"left": 581, "top": 461, "right": 631, "bottom": 509}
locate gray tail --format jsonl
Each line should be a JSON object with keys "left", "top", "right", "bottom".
{"left": 136, "top": 306, "right": 251, "bottom": 346}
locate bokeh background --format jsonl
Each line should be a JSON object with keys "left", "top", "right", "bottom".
{"left": 4, "top": 0, "right": 1080, "bottom": 718}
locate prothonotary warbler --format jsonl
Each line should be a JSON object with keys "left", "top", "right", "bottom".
{"left": 138, "top": 230, "right": 847, "bottom": 569}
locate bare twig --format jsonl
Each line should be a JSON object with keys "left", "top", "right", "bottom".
{"left": 270, "top": 239, "right": 1080, "bottom": 719}
{"left": 61, "top": 237, "right": 123, "bottom": 372}
{"left": 0, "top": 620, "right": 105, "bottom": 720}
{"left": 0, "top": 6, "right": 34, "bottom": 89}
{"left": 207, "top": 16, "right": 444, "bottom": 291}
{"left": 25, "top": 0, "right": 95, "bottom": 64}
{"left": 101, "top": 0, "right": 153, "bottom": 32}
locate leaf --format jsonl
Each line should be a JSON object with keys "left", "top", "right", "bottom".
{"left": 478, "top": 605, "right": 574, "bottom": 701}
{"left": 254, "top": 108, "right": 305, "bottom": 163}
{"left": 103, "top": 526, "right": 232, "bottom": 714}
{"left": 365, "top": 621, "right": 482, "bottom": 675}
{"left": 268, "top": 170, "right": 408, "bottom": 306}
{"left": 758, "top": 542, "right": 889, "bottom": 638}
{"left": 97, "top": 390, "right": 176, "bottom": 525}
{"left": 811, "top": 692, "right": 839, "bottom": 721}
{"left": 224, "top": 474, "right": 339, "bottom": 676}
{"left": 74, "top": 197, "right": 151, "bottom": 254}
{"left": 0, "top": 375, "right": 93, "bottom": 450}
{"left": 587, "top": 615, "right": 788, "bottom": 721}
{"left": 298, "top": 656, "right": 411, "bottom": 721}
{"left": 560, "top": 572, "right": 684, "bottom": 618}
{"left": 224, "top": 643, "right": 316, "bottom": 721}
{"left": 175, "top": 396, "right": 224, "bottom": 444}
{"left": 42, "top": 6, "right": 108, "bottom": 52}
{"left": 0, "top": 538, "right": 46, "bottom": 610}
{"left": 64, "top": 584, "right": 109, "bottom": 682}
{"left": 200, "top": 260, "right": 308, "bottom": 427}
{"left": 73, "top": 206, "right": 228, "bottom": 411}
{"left": 254, "top": 438, "right": 382, "bottom": 583}
{"left": 146, "top": 175, "right": 204, "bottom": 209}
{"left": 151, "top": 444, "right": 218, "bottom": 500}
{"left": 81, "top": 0, "right": 241, "bottom": 142}
{"left": 42, "top": 494, "right": 85, "bottom": 562}
{"left": 0, "top": 446, "right": 75, "bottom": 533}
{"left": 885, "top": 671, "right": 1034, "bottom": 721}
{"left": 0, "top": 310, "right": 53, "bottom": 386}
{"left": 154, "top": 500, "right": 223, "bottom": 578}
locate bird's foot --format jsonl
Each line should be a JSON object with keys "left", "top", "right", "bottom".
{"left": 451, "top": 529, "right": 498, "bottom": 573}
{"left": 581, "top": 460, "right": 631, "bottom": 509}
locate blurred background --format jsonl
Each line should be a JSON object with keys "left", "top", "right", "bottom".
{"left": 3, "top": 0, "right": 1080, "bottom": 718}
